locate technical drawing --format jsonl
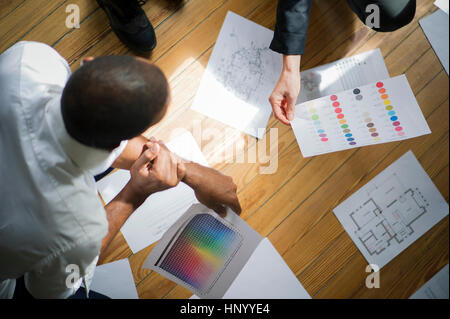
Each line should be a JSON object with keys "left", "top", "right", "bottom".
{"left": 350, "top": 173, "right": 430, "bottom": 256}
{"left": 214, "top": 38, "right": 272, "bottom": 103}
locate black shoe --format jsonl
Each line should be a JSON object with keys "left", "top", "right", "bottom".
{"left": 97, "top": 0, "right": 156, "bottom": 53}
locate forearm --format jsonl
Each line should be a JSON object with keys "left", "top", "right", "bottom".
{"left": 99, "top": 182, "right": 146, "bottom": 258}
{"left": 181, "top": 162, "right": 211, "bottom": 189}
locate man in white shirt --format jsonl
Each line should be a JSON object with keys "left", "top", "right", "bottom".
{"left": 0, "top": 41, "right": 241, "bottom": 299}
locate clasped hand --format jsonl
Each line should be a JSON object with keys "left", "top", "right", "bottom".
{"left": 128, "top": 140, "right": 185, "bottom": 199}
{"left": 127, "top": 138, "right": 242, "bottom": 217}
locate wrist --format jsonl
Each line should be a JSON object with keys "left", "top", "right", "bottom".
{"left": 282, "top": 55, "right": 301, "bottom": 73}
{"left": 182, "top": 162, "right": 202, "bottom": 189}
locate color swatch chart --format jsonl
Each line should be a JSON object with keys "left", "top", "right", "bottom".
{"left": 291, "top": 75, "right": 431, "bottom": 158}
{"left": 157, "top": 213, "right": 242, "bottom": 295}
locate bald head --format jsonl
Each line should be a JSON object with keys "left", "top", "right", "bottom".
{"left": 61, "top": 56, "right": 169, "bottom": 150}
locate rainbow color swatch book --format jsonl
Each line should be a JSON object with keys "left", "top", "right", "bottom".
{"left": 144, "top": 204, "right": 262, "bottom": 299}
{"left": 291, "top": 75, "right": 431, "bottom": 158}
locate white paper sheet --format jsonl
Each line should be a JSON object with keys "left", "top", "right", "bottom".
{"left": 191, "top": 238, "right": 311, "bottom": 299}
{"left": 410, "top": 264, "right": 449, "bottom": 299}
{"left": 291, "top": 75, "right": 431, "bottom": 158}
{"left": 90, "top": 259, "right": 139, "bottom": 299}
{"left": 434, "top": 0, "right": 449, "bottom": 14}
{"left": 420, "top": 9, "right": 449, "bottom": 74}
{"left": 191, "top": 11, "right": 282, "bottom": 139}
{"left": 145, "top": 204, "right": 263, "bottom": 299}
{"left": 96, "top": 131, "right": 209, "bottom": 253}
{"left": 298, "top": 49, "right": 390, "bottom": 103}
{"left": 333, "top": 151, "right": 449, "bottom": 269}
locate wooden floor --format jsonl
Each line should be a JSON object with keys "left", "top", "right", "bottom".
{"left": 1, "top": 0, "right": 448, "bottom": 299}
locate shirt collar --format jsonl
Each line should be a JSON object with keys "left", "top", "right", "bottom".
{"left": 45, "top": 96, "right": 118, "bottom": 175}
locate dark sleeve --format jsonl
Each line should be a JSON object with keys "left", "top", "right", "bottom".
{"left": 270, "top": 0, "right": 313, "bottom": 55}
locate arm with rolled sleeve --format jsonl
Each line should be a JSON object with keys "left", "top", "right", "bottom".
{"left": 270, "top": 0, "right": 313, "bottom": 55}
{"left": 269, "top": 0, "right": 312, "bottom": 125}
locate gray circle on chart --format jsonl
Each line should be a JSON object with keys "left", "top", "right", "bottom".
{"left": 356, "top": 95, "right": 363, "bottom": 101}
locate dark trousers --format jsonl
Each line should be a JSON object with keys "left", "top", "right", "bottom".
{"left": 346, "top": 0, "right": 416, "bottom": 32}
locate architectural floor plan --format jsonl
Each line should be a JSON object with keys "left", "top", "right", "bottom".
{"left": 334, "top": 151, "right": 448, "bottom": 268}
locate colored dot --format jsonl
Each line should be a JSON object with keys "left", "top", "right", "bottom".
{"left": 314, "top": 121, "right": 321, "bottom": 125}
{"left": 367, "top": 123, "right": 375, "bottom": 128}
{"left": 383, "top": 100, "right": 391, "bottom": 105}
{"left": 349, "top": 142, "right": 357, "bottom": 145}
{"left": 341, "top": 124, "right": 349, "bottom": 129}
{"left": 345, "top": 133, "right": 353, "bottom": 137}
{"left": 310, "top": 108, "right": 317, "bottom": 114}
{"left": 390, "top": 116, "right": 398, "bottom": 121}
{"left": 319, "top": 134, "right": 327, "bottom": 138}
{"left": 369, "top": 128, "right": 377, "bottom": 133}
{"left": 374, "top": 137, "right": 381, "bottom": 142}
{"left": 331, "top": 95, "right": 338, "bottom": 101}
{"left": 335, "top": 108, "right": 342, "bottom": 113}
{"left": 347, "top": 138, "right": 355, "bottom": 141}
{"left": 339, "top": 119, "right": 347, "bottom": 124}
{"left": 343, "top": 129, "right": 351, "bottom": 133}
{"left": 371, "top": 133, "right": 379, "bottom": 137}
{"left": 393, "top": 121, "right": 401, "bottom": 126}
{"left": 318, "top": 129, "right": 325, "bottom": 133}
{"left": 337, "top": 114, "right": 345, "bottom": 119}
{"left": 386, "top": 105, "right": 394, "bottom": 111}
{"left": 381, "top": 94, "right": 389, "bottom": 99}
{"left": 378, "top": 88, "right": 386, "bottom": 94}
{"left": 333, "top": 102, "right": 340, "bottom": 107}
{"left": 388, "top": 111, "right": 396, "bottom": 116}
{"left": 398, "top": 132, "right": 405, "bottom": 137}
{"left": 321, "top": 138, "right": 329, "bottom": 142}
{"left": 376, "top": 82, "right": 384, "bottom": 88}
{"left": 312, "top": 115, "right": 319, "bottom": 120}
{"left": 356, "top": 95, "right": 363, "bottom": 101}
{"left": 353, "top": 89, "right": 361, "bottom": 94}
{"left": 395, "top": 127, "right": 403, "bottom": 131}
{"left": 365, "top": 118, "right": 372, "bottom": 123}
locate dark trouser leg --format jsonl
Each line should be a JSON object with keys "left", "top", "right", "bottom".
{"left": 346, "top": 0, "right": 416, "bottom": 32}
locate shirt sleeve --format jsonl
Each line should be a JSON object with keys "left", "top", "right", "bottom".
{"left": 270, "top": 0, "right": 313, "bottom": 55}
{"left": 18, "top": 41, "right": 71, "bottom": 87}
{"left": 89, "top": 140, "right": 129, "bottom": 176}
{"left": 23, "top": 237, "right": 102, "bottom": 299}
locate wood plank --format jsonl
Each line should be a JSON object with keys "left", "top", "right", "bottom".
{"left": 8, "top": 0, "right": 98, "bottom": 53}
{"left": 0, "top": 0, "right": 24, "bottom": 21}
{"left": 131, "top": 0, "right": 278, "bottom": 293}
{"left": 295, "top": 97, "right": 449, "bottom": 296}
{"left": 0, "top": 0, "right": 66, "bottom": 52}
{"left": 265, "top": 73, "right": 448, "bottom": 294}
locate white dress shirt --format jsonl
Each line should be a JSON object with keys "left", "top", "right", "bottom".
{"left": 0, "top": 41, "right": 127, "bottom": 299}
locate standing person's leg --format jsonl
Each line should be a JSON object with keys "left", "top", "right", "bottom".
{"left": 97, "top": 0, "right": 156, "bottom": 53}
{"left": 345, "top": 0, "right": 416, "bottom": 32}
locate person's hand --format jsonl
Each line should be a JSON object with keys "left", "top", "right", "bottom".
{"left": 269, "top": 55, "right": 301, "bottom": 125}
{"left": 128, "top": 141, "right": 186, "bottom": 199}
{"left": 183, "top": 165, "right": 241, "bottom": 217}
